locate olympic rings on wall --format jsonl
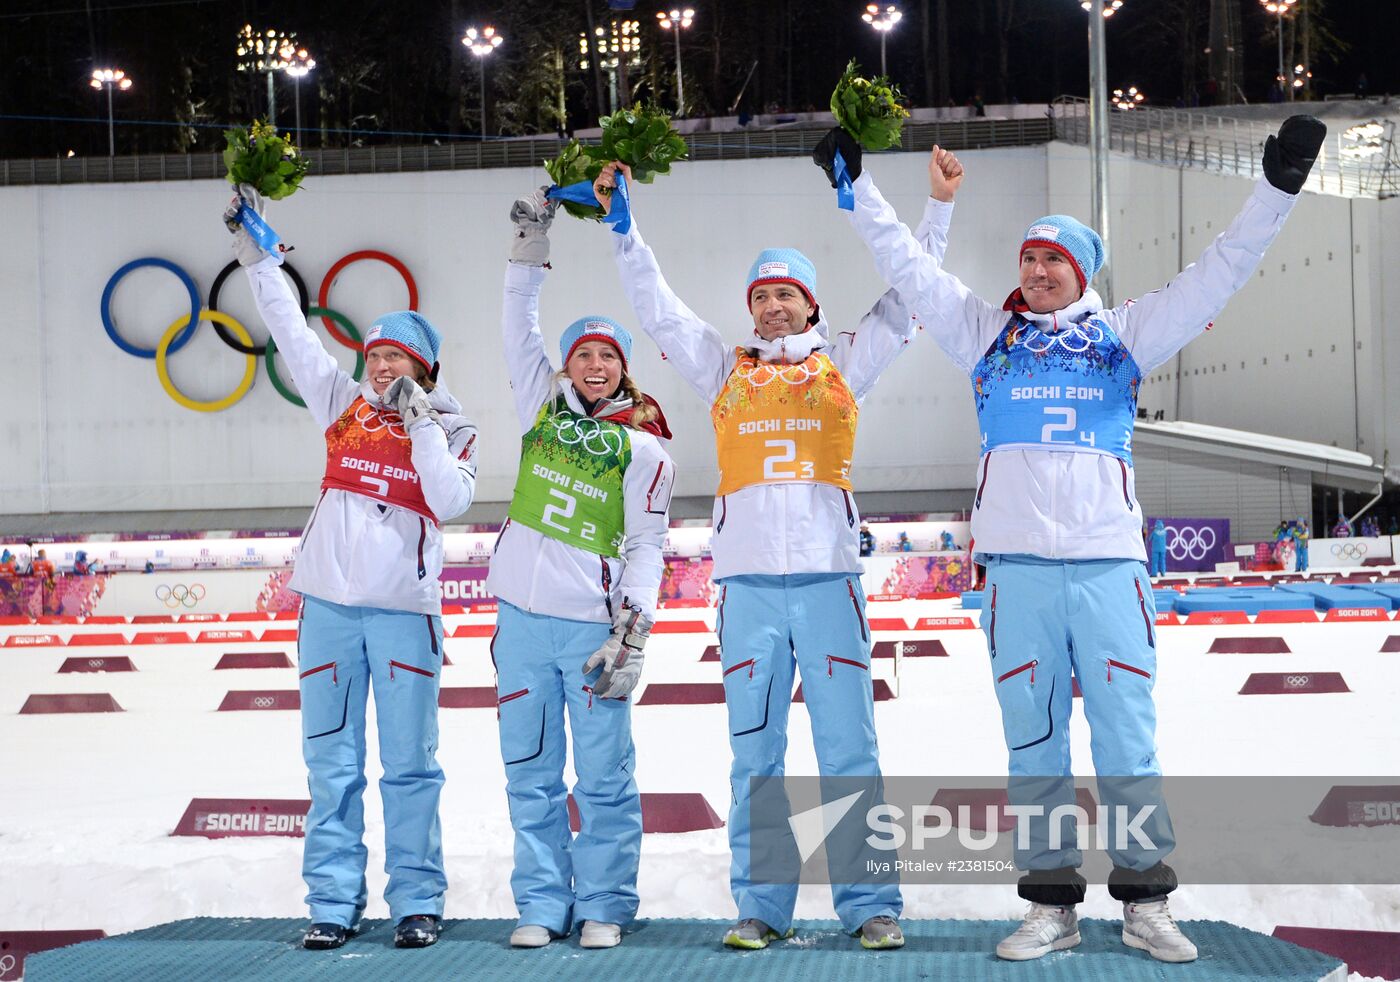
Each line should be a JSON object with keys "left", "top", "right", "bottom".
{"left": 1331, "top": 542, "right": 1368, "bottom": 559}
{"left": 208, "top": 259, "right": 309, "bottom": 355}
{"left": 157, "top": 310, "right": 258, "bottom": 412}
{"left": 267, "top": 307, "right": 365, "bottom": 408}
{"left": 155, "top": 583, "right": 206, "bottom": 608}
{"left": 101, "top": 251, "right": 416, "bottom": 412}
{"left": 318, "top": 250, "right": 418, "bottom": 348}
{"left": 102, "top": 257, "right": 201, "bottom": 358}
{"left": 1166, "top": 525, "right": 1217, "bottom": 561}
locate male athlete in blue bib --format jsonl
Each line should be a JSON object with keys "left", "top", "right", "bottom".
{"left": 817, "top": 114, "right": 1325, "bottom": 963}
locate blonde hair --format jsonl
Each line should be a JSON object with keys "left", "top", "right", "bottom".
{"left": 555, "top": 369, "right": 657, "bottom": 429}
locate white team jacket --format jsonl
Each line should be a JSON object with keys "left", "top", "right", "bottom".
{"left": 847, "top": 171, "right": 1298, "bottom": 561}
{"left": 609, "top": 203, "right": 949, "bottom": 581}
{"left": 246, "top": 255, "right": 478, "bottom": 615}
{"left": 486, "top": 262, "right": 676, "bottom": 624}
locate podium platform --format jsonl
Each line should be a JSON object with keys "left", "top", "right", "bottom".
{"left": 24, "top": 917, "right": 1347, "bottom": 981}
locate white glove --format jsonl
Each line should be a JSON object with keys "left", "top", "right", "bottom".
{"left": 509, "top": 186, "right": 558, "bottom": 267}
{"left": 222, "top": 183, "right": 271, "bottom": 267}
{"left": 583, "top": 603, "right": 651, "bottom": 700}
{"left": 385, "top": 375, "right": 439, "bottom": 430}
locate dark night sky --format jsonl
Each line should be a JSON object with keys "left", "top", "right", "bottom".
{"left": 0, "top": 0, "right": 1394, "bottom": 159}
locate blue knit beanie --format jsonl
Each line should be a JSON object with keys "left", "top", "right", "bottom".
{"left": 560, "top": 315, "right": 633, "bottom": 369}
{"left": 745, "top": 248, "right": 818, "bottom": 311}
{"left": 1021, "top": 216, "right": 1105, "bottom": 290}
{"left": 364, "top": 311, "right": 441, "bottom": 372}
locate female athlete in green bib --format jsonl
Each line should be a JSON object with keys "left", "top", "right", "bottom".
{"left": 486, "top": 188, "right": 676, "bottom": 951}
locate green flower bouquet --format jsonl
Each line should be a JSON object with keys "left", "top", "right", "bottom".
{"left": 545, "top": 106, "right": 689, "bottom": 221}
{"left": 223, "top": 119, "right": 309, "bottom": 200}
{"left": 831, "top": 59, "right": 910, "bottom": 151}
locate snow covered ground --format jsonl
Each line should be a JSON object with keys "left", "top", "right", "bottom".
{"left": 1, "top": 595, "right": 1397, "bottom": 976}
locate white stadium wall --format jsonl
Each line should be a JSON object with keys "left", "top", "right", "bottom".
{"left": 2, "top": 143, "right": 1393, "bottom": 520}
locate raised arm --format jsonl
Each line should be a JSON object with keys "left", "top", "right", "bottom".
{"left": 1109, "top": 179, "right": 1296, "bottom": 372}
{"left": 829, "top": 191, "right": 953, "bottom": 400}
{"left": 226, "top": 193, "right": 359, "bottom": 430}
{"left": 833, "top": 142, "right": 1005, "bottom": 374}
{"left": 597, "top": 163, "right": 734, "bottom": 403}
{"left": 502, "top": 189, "right": 563, "bottom": 432}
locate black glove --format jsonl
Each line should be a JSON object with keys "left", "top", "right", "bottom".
{"left": 1263, "top": 115, "right": 1326, "bottom": 194}
{"left": 813, "top": 126, "right": 863, "bottom": 187}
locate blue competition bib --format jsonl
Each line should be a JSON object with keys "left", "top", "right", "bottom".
{"left": 971, "top": 314, "right": 1142, "bottom": 463}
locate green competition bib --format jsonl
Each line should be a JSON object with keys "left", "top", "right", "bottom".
{"left": 507, "top": 397, "right": 632, "bottom": 557}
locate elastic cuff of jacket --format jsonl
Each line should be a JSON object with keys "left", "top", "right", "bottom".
{"left": 1017, "top": 867, "right": 1087, "bottom": 906}
{"left": 1107, "top": 862, "right": 1178, "bottom": 902}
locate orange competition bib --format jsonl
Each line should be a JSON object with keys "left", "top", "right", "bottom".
{"left": 321, "top": 396, "right": 436, "bottom": 523}
{"left": 711, "top": 348, "right": 858, "bottom": 496}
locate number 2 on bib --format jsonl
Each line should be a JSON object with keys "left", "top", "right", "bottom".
{"left": 1040, "top": 406, "right": 1096, "bottom": 448}
{"left": 763, "top": 439, "right": 815, "bottom": 480}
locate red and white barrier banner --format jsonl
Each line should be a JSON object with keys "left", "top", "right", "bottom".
{"left": 171, "top": 798, "right": 310, "bottom": 838}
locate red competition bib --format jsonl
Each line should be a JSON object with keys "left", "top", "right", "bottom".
{"left": 321, "top": 397, "right": 436, "bottom": 523}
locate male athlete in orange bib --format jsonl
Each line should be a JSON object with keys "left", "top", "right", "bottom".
{"left": 592, "top": 161, "right": 948, "bottom": 951}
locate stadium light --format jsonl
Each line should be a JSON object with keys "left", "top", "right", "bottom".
{"left": 89, "top": 68, "right": 133, "bottom": 157}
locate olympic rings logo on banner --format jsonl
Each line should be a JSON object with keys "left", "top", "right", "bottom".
{"left": 1285, "top": 675, "right": 1311, "bottom": 688}
{"left": 0, "top": 954, "right": 15, "bottom": 975}
{"left": 1331, "top": 542, "right": 1368, "bottom": 559}
{"left": 1021, "top": 321, "right": 1105, "bottom": 354}
{"left": 733, "top": 360, "right": 821, "bottom": 387}
{"left": 1167, "top": 526, "right": 1217, "bottom": 561}
{"left": 252, "top": 696, "right": 276, "bottom": 709}
{"left": 88, "top": 659, "right": 107, "bottom": 668}
{"left": 100, "top": 250, "right": 417, "bottom": 413}
{"left": 549, "top": 412, "right": 626, "bottom": 457}
{"left": 155, "top": 583, "right": 207, "bottom": 608}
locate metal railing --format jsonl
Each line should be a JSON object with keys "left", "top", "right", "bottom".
{"left": 0, "top": 116, "right": 1053, "bottom": 187}
{"left": 1051, "top": 95, "right": 1398, "bottom": 199}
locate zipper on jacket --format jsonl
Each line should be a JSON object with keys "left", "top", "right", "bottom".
{"left": 300, "top": 661, "right": 337, "bottom": 684}
{"left": 997, "top": 659, "right": 1037, "bottom": 685}
{"left": 416, "top": 517, "right": 428, "bottom": 580}
{"left": 1119, "top": 459, "right": 1133, "bottom": 510}
{"left": 425, "top": 615, "right": 439, "bottom": 657}
{"left": 846, "top": 580, "right": 868, "bottom": 642}
{"left": 1107, "top": 658, "right": 1151, "bottom": 683}
{"left": 724, "top": 658, "right": 756, "bottom": 679}
{"left": 1133, "top": 578, "right": 1155, "bottom": 649}
{"left": 492, "top": 518, "right": 511, "bottom": 555}
{"left": 827, "top": 655, "right": 869, "bottom": 677}
{"left": 583, "top": 683, "right": 594, "bottom": 710}
{"left": 975, "top": 454, "right": 992, "bottom": 509}
{"left": 716, "top": 495, "right": 727, "bottom": 533}
{"left": 389, "top": 660, "right": 435, "bottom": 680}
{"left": 600, "top": 558, "right": 614, "bottom": 619}
{"left": 842, "top": 490, "right": 856, "bottom": 529}
{"left": 988, "top": 584, "right": 998, "bottom": 658}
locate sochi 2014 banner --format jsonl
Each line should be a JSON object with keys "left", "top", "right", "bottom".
{"left": 1148, "top": 517, "right": 1231, "bottom": 573}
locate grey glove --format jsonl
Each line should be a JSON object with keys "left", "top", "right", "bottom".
{"left": 583, "top": 602, "right": 651, "bottom": 700}
{"left": 385, "top": 375, "right": 439, "bottom": 430}
{"left": 222, "top": 183, "right": 270, "bottom": 267}
{"left": 509, "top": 186, "right": 558, "bottom": 266}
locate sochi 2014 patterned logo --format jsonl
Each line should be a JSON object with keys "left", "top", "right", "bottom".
{"left": 101, "top": 250, "right": 416, "bottom": 413}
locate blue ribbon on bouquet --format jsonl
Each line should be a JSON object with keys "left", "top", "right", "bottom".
{"left": 548, "top": 171, "right": 632, "bottom": 234}
{"left": 833, "top": 147, "right": 855, "bottom": 212}
{"left": 235, "top": 200, "right": 283, "bottom": 253}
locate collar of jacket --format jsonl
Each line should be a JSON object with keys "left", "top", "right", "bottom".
{"left": 558, "top": 378, "right": 672, "bottom": 440}
{"left": 1001, "top": 287, "right": 1105, "bottom": 328}
{"left": 747, "top": 321, "right": 829, "bottom": 364}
